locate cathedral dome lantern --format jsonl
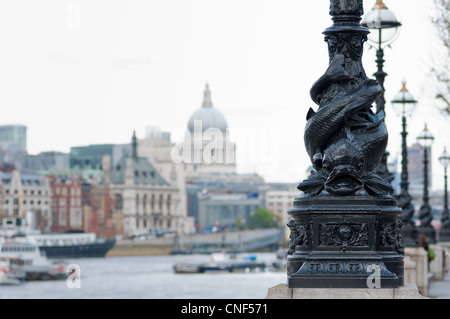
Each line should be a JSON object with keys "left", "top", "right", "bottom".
{"left": 187, "top": 83, "right": 228, "bottom": 133}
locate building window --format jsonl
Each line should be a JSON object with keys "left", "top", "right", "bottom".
{"left": 143, "top": 194, "right": 147, "bottom": 214}
{"left": 151, "top": 194, "right": 155, "bottom": 211}
{"left": 159, "top": 194, "right": 163, "bottom": 211}
{"left": 59, "top": 209, "right": 66, "bottom": 226}
{"left": 52, "top": 211, "right": 57, "bottom": 226}
{"left": 167, "top": 195, "right": 171, "bottom": 215}
{"left": 115, "top": 194, "right": 123, "bottom": 210}
{"left": 136, "top": 194, "right": 139, "bottom": 213}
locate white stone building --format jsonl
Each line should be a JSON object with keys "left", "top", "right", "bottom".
{"left": 174, "top": 83, "right": 237, "bottom": 176}
{"left": 265, "top": 187, "right": 299, "bottom": 225}
{"left": 0, "top": 169, "right": 52, "bottom": 231}
{"left": 108, "top": 133, "right": 194, "bottom": 237}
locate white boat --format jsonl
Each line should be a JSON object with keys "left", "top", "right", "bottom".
{"left": 0, "top": 238, "right": 68, "bottom": 281}
{"left": 173, "top": 253, "right": 266, "bottom": 274}
{"left": 0, "top": 257, "right": 25, "bottom": 285}
{"left": 0, "top": 217, "right": 115, "bottom": 258}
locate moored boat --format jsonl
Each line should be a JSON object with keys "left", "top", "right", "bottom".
{"left": 173, "top": 253, "right": 266, "bottom": 274}
{"left": 0, "top": 257, "right": 25, "bottom": 285}
{"left": 0, "top": 238, "right": 68, "bottom": 281}
{"left": 1, "top": 217, "right": 115, "bottom": 259}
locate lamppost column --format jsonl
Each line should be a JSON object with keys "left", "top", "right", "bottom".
{"left": 417, "top": 125, "right": 436, "bottom": 243}
{"left": 444, "top": 166, "right": 448, "bottom": 213}
{"left": 374, "top": 48, "right": 387, "bottom": 114}
{"left": 400, "top": 115, "right": 408, "bottom": 192}
{"left": 439, "top": 148, "right": 450, "bottom": 241}
{"left": 392, "top": 81, "right": 418, "bottom": 246}
{"left": 423, "top": 147, "right": 430, "bottom": 206}
{"left": 361, "top": 1, "right": 402, "bottom": 186}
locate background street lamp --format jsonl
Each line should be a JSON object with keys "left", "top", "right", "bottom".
{"left": 416, "top": 124, "right": 437, "bottom": 243}
{"left": 361, "top": 0, "right": 402, "bottom": 114}
{"left": 362, "top": 1, "right": 401, "bottom": 186}
{"left": 392, "top": 81, "right": 418, "bottom": 246}
{"left": 438, "top": 147, "right": 450, "bottom": 241}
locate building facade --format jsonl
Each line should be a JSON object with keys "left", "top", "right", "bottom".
{"left": 108, "top": 133, "right": 194, "bottom": 237}
{"left": 0, "top": 169, "right": 52, "bottom": 231}
{"left": 70, "top": 143, "right": 130, "bottom": 170}
{"left": 23, "top": 151, "right": 70, "bottom": 174}
{"left": 176, "top": 83, "right": 236, "bottom": 176}
{"left": 178, "top": 84, "right": 267, "bottom": 229}
{"left": 81, "top": 169, "right": 117, "bottom": 238}
{"left": 49, "top": 175, "right": 83, "bottom": 232}
{"left": 138, "top": 127, "right": 190, "bottom": 233}
{"left": 0, "top": 125, "right": 27, "bottom": 150}
{"left": 408, "top": 142, "right": 432, "bottom": 192}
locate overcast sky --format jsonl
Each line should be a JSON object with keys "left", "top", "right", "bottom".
{"left": 0, "top": 0, "right": 447, "bottom": 190}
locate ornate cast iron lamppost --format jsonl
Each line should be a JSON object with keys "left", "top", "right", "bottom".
{"left": 391, "top": 82, "right": 418, "bottom": 246}
{"left": 438, "top": 148, "right": 450, "bottom": 241}
{"left": 361, "top": 1, "right": 402, "bottom": 186}
{"left": 416, "top": 124, "right": 436, "bottom": 244}
{"left": 287, "top": 0, "right": 404, "bottom": 288}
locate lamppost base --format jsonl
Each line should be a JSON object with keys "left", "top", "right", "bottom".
{"left": 286, "top": 195, "right": 404, "bottom": 289}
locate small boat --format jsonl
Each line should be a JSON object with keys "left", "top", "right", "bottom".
{"left": 0, "top": 257, "right": 25, "bottom": 285}
{"left": 173, "top": 253, "right": 266, "bottom": 274}
{"left": 0, "top": 238, "right": 68, "bottom": 281}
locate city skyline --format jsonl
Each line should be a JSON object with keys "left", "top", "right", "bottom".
{"left": 0, "top": 0, "right": 447, "bottom": 189}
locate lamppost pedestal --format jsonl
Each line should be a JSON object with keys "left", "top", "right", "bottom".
{"left": 287, "top": 196, "right": 404, "bottom": 288}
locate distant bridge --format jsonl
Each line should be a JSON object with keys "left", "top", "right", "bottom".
{"left": 171, "top": 228, "right": 286, "bottom": 254}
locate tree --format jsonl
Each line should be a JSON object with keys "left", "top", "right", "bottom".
{"left": 431, "top": 0, "right": 450, "bottom": 114}
{"left": 234, "top": 216, "right": 246, "bottom": 230}
{"left": 249, "top": 207, "right": 278, "bottom": 229}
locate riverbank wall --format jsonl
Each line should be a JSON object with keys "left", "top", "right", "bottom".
{"left": 107, "top": 228, "right": 287, "bottom": 257}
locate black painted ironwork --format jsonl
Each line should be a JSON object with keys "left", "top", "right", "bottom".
{"left": 417, "top": 128, "right": 437, "bottom": 244}
{"left": 392, "top": 85, "right": 419, "bottom": 247}
{"left": 438, "top": 149, "right": 450, "bottom": 241}
{"left": 287, "top": 0, "right": 404, "bottom": 288}
{"left": 396, "top": 113, "right": 418, "bottom": 246}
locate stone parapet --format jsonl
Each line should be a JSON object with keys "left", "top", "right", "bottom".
{"left": 266, "top": 283, "right": 426, "bottom": 299}
{"left": 405, "top": 247, "right": 429, "bottom": 296}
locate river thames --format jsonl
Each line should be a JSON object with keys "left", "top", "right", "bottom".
{"left": 0, "top": 253, "right": 286, "bottom": 299}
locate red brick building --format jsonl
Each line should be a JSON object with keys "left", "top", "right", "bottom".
{"left": 50, "top": 175, "right": 83, "bottom": 232}
{"left": 82, "top": 179, "right": 117, "bottom": 238}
